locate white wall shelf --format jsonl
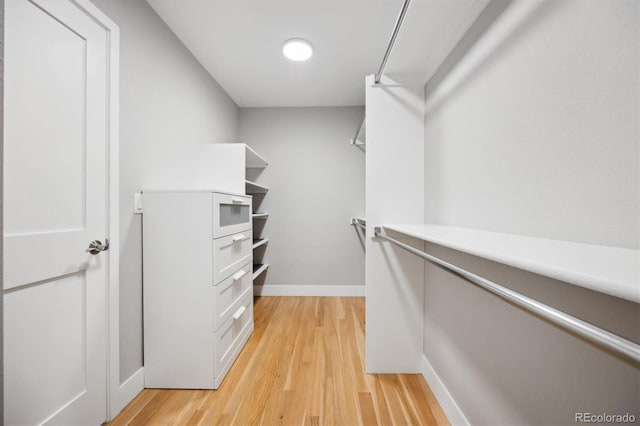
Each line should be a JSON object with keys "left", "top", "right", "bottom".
{"left": 253, "top": 263, "right": 269, "bottom": 280}
{"left": 245, "top": 180, "right": 269, "bottom": 194}
{"left": 382, "top": 224, "right": 640, "bottom": 303}
{"left": 253, "top": 238, "right": 268, "bottom": 250}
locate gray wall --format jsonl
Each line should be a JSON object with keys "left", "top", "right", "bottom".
{"left": 1, "top": 0, "right": 4, "bottom": 421}
{"left": 422, "top": 1, "right": 639, "bottom": 424}
{"left": 424, "top": 0, "right": 638, "bottom": 249}
{"left": 239, "top": 107, "right": 365, "bottom": 288}
{"left": 91, "top": 0, "right": 239, "bottom": 382}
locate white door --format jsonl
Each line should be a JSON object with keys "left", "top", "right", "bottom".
{"left": 4, "top": 0, "right": 112, "bottom": 424}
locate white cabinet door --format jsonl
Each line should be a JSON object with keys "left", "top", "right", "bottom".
{"left": 4, "top": 0, "right": 112, "bottom": 424}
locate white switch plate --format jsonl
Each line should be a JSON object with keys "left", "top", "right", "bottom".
{"left": 133, "top": 193, "right": 143, "bottom": 214}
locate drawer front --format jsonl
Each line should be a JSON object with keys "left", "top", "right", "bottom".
{"left": 213, "top": 232, "right": 252, "bottom": 284}
{"left": 212, "top": 193, "right": 252, "bottom": 238}
{"left": 214, "top": 294, "right": 253, "bottom": 376}
{"left": 214, "top": 262, "right": 253, "bottom": 330}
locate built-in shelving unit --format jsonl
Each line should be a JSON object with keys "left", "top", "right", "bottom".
{"left": 199, "top": 143, "right": 269, "bottom": 194}
{"left": 199, "top": 143, "right": 271, "bottom": 289}
{"left": 253, "top": 263, "right": 269, "bottom": 280}
{"left": 382, "top": 224, "right": 640, "bottom": 303}
{"left": 244, "top": 144, "right": 269, "bottom": 196}
{"left": 243, "top": 146, "right": 270, "bottom": 286}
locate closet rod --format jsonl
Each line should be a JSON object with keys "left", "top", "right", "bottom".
{"left": 373, "top": 227, "right": 640, "bottom": 364}
{"left": 352, "top": 0, "right": 410, "bottom": 144}
{"left": 350, "top": 112, "right": 366, "bottom": 145}
{"left": 374, "top": 0, "right": 412, "bottom": 84}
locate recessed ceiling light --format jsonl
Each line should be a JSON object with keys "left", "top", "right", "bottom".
{"left": 282, "top": 38, "right": 313, "bottom": 61}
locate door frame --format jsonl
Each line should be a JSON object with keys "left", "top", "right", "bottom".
{"left": 67, "top": 0, "right": 125, "bottom": 420}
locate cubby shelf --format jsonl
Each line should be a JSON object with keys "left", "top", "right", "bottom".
{"left": 253, "top": 263, "right": 269, "bottom": 280}
{"left": 245, "top": 145, "right": 268, "bottom": 169}
{"left": 245, "top": 180, "right": 269, "bottom": 194}
{"left": 253, "top": 238, "right": 269, "bottom": 250}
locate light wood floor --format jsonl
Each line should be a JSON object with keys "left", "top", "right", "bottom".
{"left": 108, "top": 296, "right": 449, "bottom": 426}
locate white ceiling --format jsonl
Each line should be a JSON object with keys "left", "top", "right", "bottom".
{"left": 146, "top": 0, "right": 488, "bottom": 107}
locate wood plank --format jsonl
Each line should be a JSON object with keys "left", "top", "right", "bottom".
{"left": 125, "top": 390, "right": 173, "bottom": 425}
{"left": 107, "top": 389, "right": 161, "bottom": 426}
{"left": 107, "top": 296, "right": 449, "bottom": 426}
{"left": 358, "top": 392, "right": 378, "bottom": 426}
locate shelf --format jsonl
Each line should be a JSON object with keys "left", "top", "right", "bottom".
{"left": 245, "top": 180, "right": 269, "bottom": 194}
{"left": 245, "top": 145, "right": 268, "bottom": 169}
{"left": 382, "top": 224, "right": 640, "bottom": 303}
{"left": 253, "top": 238, "right": 269, "bottom": 250}
{"left": 253, "top": 263, "right": 269, "bottom": 280}
{"left": 252, "top": 212, "right": 269, "bottom": 219}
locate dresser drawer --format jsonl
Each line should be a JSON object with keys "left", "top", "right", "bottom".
{"left": 214, "top": 294, "right": 253, "bottom": 377}
{"left": 213, "top": 231, "right": 252, "bottom": 284}
{"left": 213, "top": 262, "right": 252, "bottom": 330}
{"left": 212, "top": 193, "right": 252, "bottom": 238}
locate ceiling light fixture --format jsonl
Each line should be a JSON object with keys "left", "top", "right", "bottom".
{"left": 282, "top": 38, "right": 313, "bottom": 61}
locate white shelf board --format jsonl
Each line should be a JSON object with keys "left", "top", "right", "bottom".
{"left": 245, "top": 180, "right": 269, "bottom": 194}
{"left": 252, "top": 213, "right": 269, "bottom": 219}
{"left": 253, "top": 263, "right": 269, "bottom": 280}
{"left": 383, "top": 224, "right": 640, "bottom": 303}
{"left": 245, "top": 144, "right": 268, "bottom": 168}
{"left": 253, "top": 238, "right": 269, "bottom": 250}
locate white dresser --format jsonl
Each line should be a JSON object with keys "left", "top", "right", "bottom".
{"left": 142, "top": 190, "right": 254, "bottom": 389}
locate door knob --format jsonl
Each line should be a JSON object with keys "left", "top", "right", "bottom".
{"left": 86, "top": 239, "right": 110, "bottom": 255}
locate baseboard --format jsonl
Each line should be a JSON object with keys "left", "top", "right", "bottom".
{"left": 254, "top": 284, "right": 365, "bottom": 297}
{"left": 422, "top": 354, "right": 469, "bottom": 426}
{"left": 114, "top": 367, "right": 144, "bottom": 417}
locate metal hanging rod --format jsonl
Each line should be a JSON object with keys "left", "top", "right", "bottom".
{"left": 350, "top": 0, "right": 411, "bottom": 145}
{"left": 351, "top": 217, "right": 367, "bottom": 231}
{"left": 373, "top": 227, "right": 640, "bottom": 364}
{"left": 350, "top": 112, "right": 366, "bottom": 146}
{"left": 374, "top": 0, "right": 412, "bottom": 84}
